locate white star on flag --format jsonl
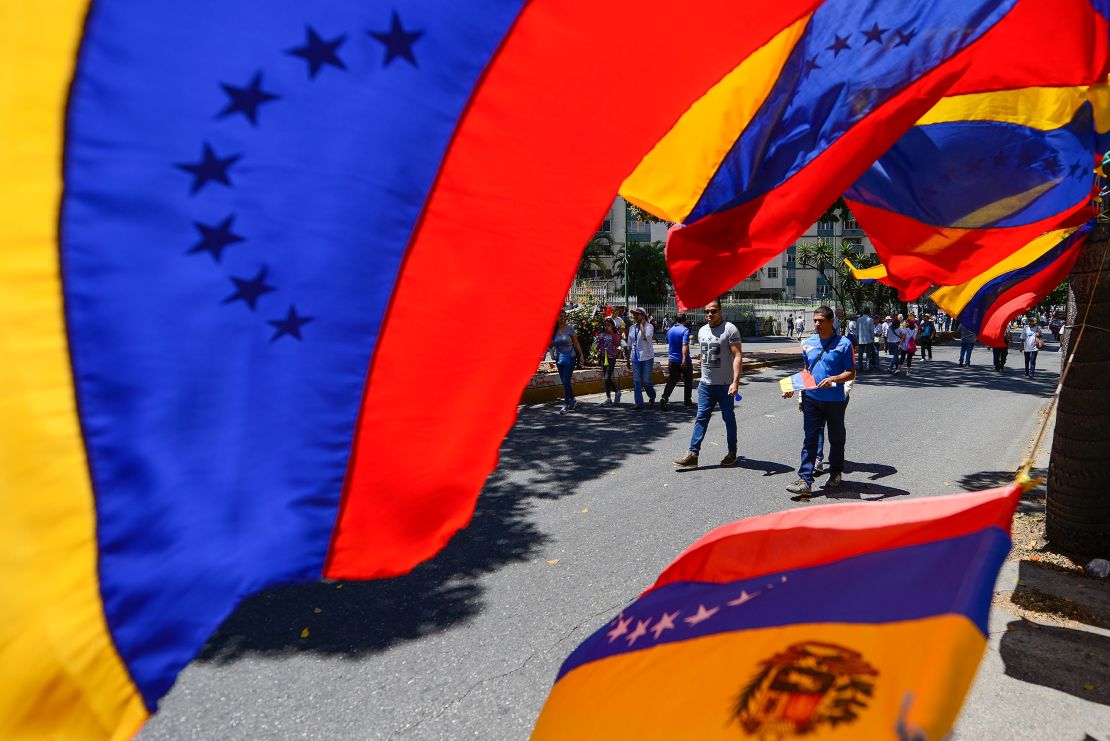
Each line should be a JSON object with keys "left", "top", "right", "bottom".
{"left": 607, "top": 615, "right": 632, "bottom": 643}
{"left": 650, "top": 610, "right": 679, "bottom": 639}
{"left": 625, "top": 618, "right": 651, "bottom": 646}
{"left": 726, "top": 590, "right": 759, "bottom": 607}
{"left": 683, "top": 604, "right": 719, "bottom": 626}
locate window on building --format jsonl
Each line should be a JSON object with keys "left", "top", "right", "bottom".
{"left": 748, "top": 273, "right": 759, "bottom": 281}
{"left": 766, "top": 267, "right": 778, "bottom": 278}
{"left": 844, "top": 217, "right": 861, "bottom": 231}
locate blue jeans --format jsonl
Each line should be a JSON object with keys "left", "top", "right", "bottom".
{"left": 632, "top": 359, "right": 656, "bottom": 407}
{"left": 959, "top": 342, "right": 974, "bottom": 365}
{"left": 556, "top": 353, "right": 575, "bottom": 405}
{"left": 888, "top": 344, "right": 900, "bottom": 369}
{"left": 688, "top": 383, "right": 737, "bottom": 455}
{"left": 799, "top": 395, "right": 846, "bottom": 485}
{"left": 1024, "top": 350, "right": 1038, "bottom": 376}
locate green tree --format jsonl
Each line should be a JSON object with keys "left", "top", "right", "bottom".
{"left": 577, "top": 234, "right": 613, "bottom": 280}
{"left": 613, "top": 240, "right": 670, "bottom": 304}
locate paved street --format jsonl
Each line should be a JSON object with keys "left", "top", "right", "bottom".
{"left": 142, "top": 337, "right": 1109, "bottom": 740}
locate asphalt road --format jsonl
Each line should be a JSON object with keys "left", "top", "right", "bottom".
{"left": 141, "top": 337, "right": 1108, "bottom": 740}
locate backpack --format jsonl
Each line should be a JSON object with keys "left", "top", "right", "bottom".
{"left": 905, "top": 331, "right": 917, "bottom": 353}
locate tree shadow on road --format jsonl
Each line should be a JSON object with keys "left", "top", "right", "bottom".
{"left": 198, "top": 401, "right": 688, "bottom": 663}
{"left": 819, "top": 481, "right": 911, "bottom": 501}
{"left": 855, "top": 345, "right": 1057, "bottom": 397}
{"left": 957, "top": 468, "right": 1047, "bottom": 515}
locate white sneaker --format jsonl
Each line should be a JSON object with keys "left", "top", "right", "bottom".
{"left": 603, "top": 397, "right": 613, "bottom": 405}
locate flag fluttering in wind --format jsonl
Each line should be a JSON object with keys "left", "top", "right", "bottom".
{"left": 931, "top": 224, "right": 1092, "bottom": 346}
{"left": 846, "top": 85, "right": 1109, "bottom": 300}
{"left": 2, "top": 0, "right": 826, "bottom": 736}
{"left": 620, "top": 0, "right": 1110, "bottom": 309}
{"left": 534, "top": 486, "right": 1022, "bottom": 740}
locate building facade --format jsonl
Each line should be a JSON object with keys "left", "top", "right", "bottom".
{"left": 590, "top": 196, "right": 877, "bottom": 302}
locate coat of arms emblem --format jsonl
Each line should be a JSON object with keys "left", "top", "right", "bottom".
{"left": 733, "top": 641, "right": 879, "bottom": 737}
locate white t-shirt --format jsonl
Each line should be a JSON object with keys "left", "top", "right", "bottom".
{"left": 856, "top": 314, "right": 874, "bottom": 343}
{"left": 886, "top": 321, "right": 900, "bottom": 343}
{"left": 698, "top": 321, "right": 741, "bottom": 385}
{"left": 628, "top": 321, "right": 654, "bottom": 362}
{"left": 1021, "top": 326, "right": 1043, "bottom": 352}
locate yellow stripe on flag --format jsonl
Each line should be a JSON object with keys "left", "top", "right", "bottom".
{"left": 0, "top": 2, "right": 147, "bottom": 738}
{"left": 534, "top": 616, "right": 985, "bottom": 740}
{"left": 915, "top": 86, "right": 1089, "bottom": 131}
{"left": 619, "top": 15, "right": 811, "bottom": 223}
{"left": 931, "top": 226, "right": 1080, "bottom": 316}
{"left": 843, "top": 257, "right": 888, "bottom": 282}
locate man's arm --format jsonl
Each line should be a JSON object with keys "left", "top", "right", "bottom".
{"left": 728, "top": 340, "right": 743, "bottom": 396}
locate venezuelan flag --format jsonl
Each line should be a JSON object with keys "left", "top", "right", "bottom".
{"left": 846, "top": 85, "right": 1109, "bottom": 300}
{"left": 932, "top": 224, "right": 1092, "bottom": 346}
{"left": 2, "top": 0, "right": 826, "bottom": 736}
{"left": 534, "top": 486, "right": 1021, "bottom": 739}
{"left": 621, "top": 0, "right": 1110, "bottom": 309}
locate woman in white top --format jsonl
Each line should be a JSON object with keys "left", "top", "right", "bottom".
{"left": 1020, "top": 316, "right": 1044, "bottom": 378}
{"left": 893, "top": 319, "right": 918, "bottom": 376}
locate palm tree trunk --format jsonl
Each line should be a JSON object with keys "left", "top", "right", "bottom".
{"left": 1046, "top": 221, "right": 1110, "bottom": 554}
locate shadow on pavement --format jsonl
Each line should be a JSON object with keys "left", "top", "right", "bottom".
{"left": 957, "top": 468, "right": 1047, "bottom": 515}
{"left": 821, "top": 481, "right": 911, "bottom": 501}
{"left": 854, "top": 347, "right": 1057, "bottom": 397}
{"left": 999, "top": 618, "right": 1110, "bottom": 708}
{"left": 198, "top": 401, "right": 688, "bottom": 663}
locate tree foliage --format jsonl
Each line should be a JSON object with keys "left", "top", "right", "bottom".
{"left": 577, "top": 234, "right": 614, "bottom": 279}
{"left": 613, "top": 240, "right": 670, "bottom": 304}
{"left": 796, "top": 239, "right": 904, "bottom": 316}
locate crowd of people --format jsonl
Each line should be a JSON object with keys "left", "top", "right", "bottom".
{"left": 550, "top": 302, "right": 1053, "bottom": 499}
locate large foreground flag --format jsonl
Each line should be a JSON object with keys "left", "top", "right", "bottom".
{"left": 620, "top": 0, "right": 1110, "bottom": 309}
{"left": 1, "top": 0, "right": 827, "bottom": 736}
{"left": 534, "top": 485, "right": 1022, "bottom": 739}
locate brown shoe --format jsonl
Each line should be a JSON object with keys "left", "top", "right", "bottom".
{"left": 673, "top": 452, "right": 698, "bottom": 468}
{"left": 720, "top": 452, "right": 738, "bottom": 467}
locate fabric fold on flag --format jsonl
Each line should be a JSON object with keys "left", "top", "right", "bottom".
{"left": 931, "top": 223, "right": 1092, "bottom": 346}
{"left": 843, "top": 257, "right": 889, "bottom": 286}
{"left": 846, "top": 83, "right": 1108, "bottom": 299}
{"left": 534, "top": 486, "right": 1021, "bottom": 739}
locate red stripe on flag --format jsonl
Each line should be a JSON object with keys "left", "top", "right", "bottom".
{"left": 324, "top": 0, "right": 823, "bottom": 578}
{"left": 978, "top": 241, "right": 1085, "bottom": 347}
{"left": 846, "top": 196, "right": 1093, "bottom": 301}
{"left": 649, "top": 484, "right": 1020, "bottom": 593}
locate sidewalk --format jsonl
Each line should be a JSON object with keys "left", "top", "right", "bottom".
{"left": 956, "top": 401, "right": 1110, "bottom": 739}
{"left": 522, "top": 343, "right": 803, "bottom": 404}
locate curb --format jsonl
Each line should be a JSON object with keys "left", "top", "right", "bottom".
{"left": 520, "top": 355, "right": 798, "bottom": 404}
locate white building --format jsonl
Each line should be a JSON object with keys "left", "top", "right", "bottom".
{"left": 592, "top": 197, "right": 877, "bottom": 301}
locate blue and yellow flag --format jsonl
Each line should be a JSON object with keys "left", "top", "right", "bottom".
{"left": 535, "top": 486, "right": 1021, "bottom": 739}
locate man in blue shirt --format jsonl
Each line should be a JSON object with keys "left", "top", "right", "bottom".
{"left": 782, "top": 306, "right": 855, "bottom": 497}
{"left": 660, "top": 313, "right": 693, "bottom": 410}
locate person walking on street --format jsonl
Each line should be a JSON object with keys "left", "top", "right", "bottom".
{"left": 787, "top": 315, "right": 795, "bottom": 338}
{"left": 673, "top": 300, "right": 743, "bottom": 469}
{"left": 885, "top": 315, "right": 901, "bottom": 369}
{"left": 596, "top": 318, "right": 622, "bottom": 404}
{"left": 783, "top": 307, "right": 855, "bottom": 497}
{"left": 627, "top": 307, "right": 657, "bottom": 409}
{"left": 918, "top": 315, "right": 936, "bottom": 361}
{"left": 551, "top": 311, "right": 584, "bottom": 413}
{"left": 992, "top": 341, "right": 1008, "bottom": 373}
{"left": 893, "top": 318, "right": 918, "bottom": 375}
{"left": 958, "top": 324, "right": 977, "bottom": 366}
{"left": 795, "top": 314, "right": 805, "bottom": 337}
{"left": 661, "top": 313, "right": 694, "bottom": 410}
{"left": 805, "top": 378, "right": 854, "bottom": 475}
{"left": 855, "top": 307, "right": 876, "bottom": 371}
{"left": 1021, "top": 316, "right": 1045, "bottom": 377}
